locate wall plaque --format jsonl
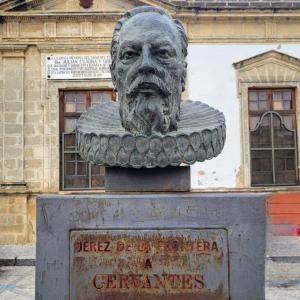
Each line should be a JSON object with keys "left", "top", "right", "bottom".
{"left": 70, "top": 229, "right": 229, "bottom": 300}
{"left": 46, "top": 55, "right": 111, "bottom": 80}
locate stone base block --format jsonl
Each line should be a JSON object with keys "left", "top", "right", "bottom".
{"left": 36, "top": 193, "right": 267, "bottom": 300}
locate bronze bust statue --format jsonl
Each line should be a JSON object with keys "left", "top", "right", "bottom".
{"left": 77, "top": 6, "right": 226, "bottom": 168}
{"left": 111, "top": 6, "right": 187, "bottom": 136}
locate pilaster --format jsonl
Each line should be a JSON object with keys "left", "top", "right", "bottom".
{"left": 1, "top": 45, "right": 27, "bottom": 185}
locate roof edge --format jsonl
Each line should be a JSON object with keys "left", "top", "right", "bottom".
{"left": 233, "top": 50, "right": 300, "bottom": 70}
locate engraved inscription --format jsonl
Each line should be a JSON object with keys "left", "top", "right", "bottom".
{"left": 70, "top": 229, "right": 229, "bottom": 300}
{"left": 46, "top": 55, "right": 111, "bottom": 80}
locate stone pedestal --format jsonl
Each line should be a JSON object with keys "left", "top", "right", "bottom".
{"left": 36, "top": 193, "right": 267, "bottom": 300}
{"left": 105, "top": 166, "right": 190, "bottom": 192}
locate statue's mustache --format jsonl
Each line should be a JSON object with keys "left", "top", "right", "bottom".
{"left": 126, "top": 74, "right": 171, "bottom": 98}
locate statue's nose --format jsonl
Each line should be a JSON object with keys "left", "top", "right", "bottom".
{"left": 138, "top": 47, "right": 155, "bottom": 74}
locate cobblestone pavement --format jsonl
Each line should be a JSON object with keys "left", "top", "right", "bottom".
{"left": 0, "top": 266, "right": 34, "bottom": 300}
{"left": 266, "top": 261, "right": 300, "bottom": 299}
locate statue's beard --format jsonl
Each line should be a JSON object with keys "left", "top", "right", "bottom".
{"left": 119, "top": 74, "right": 181, "bottom": 136}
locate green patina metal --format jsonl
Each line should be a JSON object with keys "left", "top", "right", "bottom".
{"left": 77, "top": 6, "right": 226, "bottom": 168}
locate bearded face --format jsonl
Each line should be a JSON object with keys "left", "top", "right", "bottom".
{"left": 112, "top": 12, "right": 186, "bottom": 136}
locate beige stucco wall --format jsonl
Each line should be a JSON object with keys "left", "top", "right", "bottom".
{"left": 1, "top": 1, "right": 300, "bottom": 243}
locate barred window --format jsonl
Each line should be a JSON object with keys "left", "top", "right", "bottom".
{"left": 249, "top": 88, "right": 298, "bottom": 186}
{"left": 60, "top": 90, "right": 115, "bottom": 190}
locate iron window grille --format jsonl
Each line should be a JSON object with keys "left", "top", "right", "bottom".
{"left": 249, "top": 88, "right": 298, "bottom": 186}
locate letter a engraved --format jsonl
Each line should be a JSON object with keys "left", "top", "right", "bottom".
{"left": 144, "top": 259, "right": 152, "bottom": 269}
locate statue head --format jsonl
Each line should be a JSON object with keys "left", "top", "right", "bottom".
{"left": 110, "top": 6, "right": 188, "bottom": 136}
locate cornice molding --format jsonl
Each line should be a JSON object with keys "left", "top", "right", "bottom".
{"left": 2, "top": 11, "right": 300, "bottom": 21}
{"left": 2, "top": 38, "right": 300, "bottom": 46}
{"left": 136, "top": 0, "right": 175, "bottom": 10}
{"left": 178, "top": 11, "right": 300, "bottom": 20}
{"left": 233, "top": 50, "right": 300, "bottom": 70}
{"left": 1, "top": 12, "right": 123, "bottom": 21}
{"left": 36, "top": 43, "right": 111, "bottom": 52}
{"left": 0, "top": 44, "right": 28, "bottom": 51}
{"left": 188, "top": 38, "right": 300, "bottom": 43}
{"left": 1, "top": 12, "right": 300, "bottom": 44}
{"left": 0, "top": 0, "right": 176, "bottom": 12}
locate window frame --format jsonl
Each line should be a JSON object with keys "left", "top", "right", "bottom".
{"left": 233, "top": 51, "right": 300, "bottom": 189}
{"left": 248, "top": 87, "right": 298, "bottom": 186}
{"left": 59, "top": 89, "right": 116, "bottom": 191}
{"left": 238, "top": 82, "right": 300, "bottom": 189}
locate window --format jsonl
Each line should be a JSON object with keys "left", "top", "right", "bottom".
{"left": 249, "top": 88, "right": 298, "bottom": 186}
{"left": 60, "top": 90, "right": 115, "bottom": 190}
{"left": 234, "top": 50, "right": 300, "bottom": 188}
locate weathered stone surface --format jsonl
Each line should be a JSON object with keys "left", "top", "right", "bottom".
{"left": 36, "top": 193, "right": 267, "bottom": 300}
{"left": 0, "top": 195, "right": 28, "bottom": 244}
{"left": 70, "top": 229, "right": 229, "bottom": 299}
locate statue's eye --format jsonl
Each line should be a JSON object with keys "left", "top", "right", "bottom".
{"left": 122, "top": 51, "right": 137, "bottom": 60}
{"left": 156, "top": 49, "right": 170, "bottom": 59}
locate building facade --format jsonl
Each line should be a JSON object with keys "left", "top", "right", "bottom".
{"left": 1, "top": 0, "right": 300, "bottom": 244}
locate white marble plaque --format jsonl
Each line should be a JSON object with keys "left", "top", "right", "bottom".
{"left": 46, "top": 55, "right": 111, "bottom": 80}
